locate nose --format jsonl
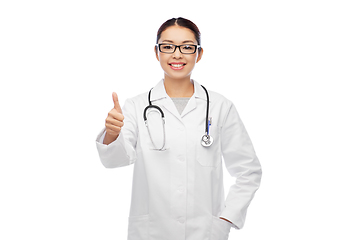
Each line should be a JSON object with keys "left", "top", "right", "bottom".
{"left": 172, "top": 46, "right": 183, "bottom": 58}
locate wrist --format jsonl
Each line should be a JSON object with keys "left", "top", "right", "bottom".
{"left": 104, "top": 132, "right": 119, "bottom": 145}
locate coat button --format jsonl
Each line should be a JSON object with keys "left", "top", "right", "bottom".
{"left": 178, "top": 218, "right": 184, "bottom": 224}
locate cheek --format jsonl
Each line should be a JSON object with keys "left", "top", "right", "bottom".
{"left": 187, "top": 55, "right": 197, "bottom": 63}
{"left": 161, "top": 60, "right": 169, "bottom": 69}
{"left": 159, "top": 56, "right": 168, "bottom": 65}
{"left": 186, "top": 59, "right": 197, "bottom": 68}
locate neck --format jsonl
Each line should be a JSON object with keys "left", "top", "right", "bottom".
{"left": 163, "top": 76, "right": 194, "bottom": 98}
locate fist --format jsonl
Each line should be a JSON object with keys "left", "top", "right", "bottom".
{"left": 105, "top": 92, "right": 124, "bottom": 137}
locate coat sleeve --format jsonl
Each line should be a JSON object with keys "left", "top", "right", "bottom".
{"left": 95, "top": 98, "right": 138, "bottom": 168}
{"left": 219, "top": 101, "right": 262, "bottom": 230}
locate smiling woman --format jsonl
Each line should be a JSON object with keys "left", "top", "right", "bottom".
{"left": 95, "top": 17, "right": 262, "bottom": 240}
{"left": 154, "top": 20, "right": 203, "bottom": 97}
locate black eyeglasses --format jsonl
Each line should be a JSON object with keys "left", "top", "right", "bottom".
{"left": 156, "top": 43, "right": 201, "bottom": 54}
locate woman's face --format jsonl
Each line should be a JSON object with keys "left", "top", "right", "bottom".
{"left": 155, "top": 25, "right": 203, "bottom": 82}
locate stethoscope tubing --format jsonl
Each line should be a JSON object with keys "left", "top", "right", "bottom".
{"left": 144, "top": 85, "right": 209, "bottom": 133}
{"left": 200, "top": 85, "right": 210, "bottom": 135}
{"left": 143, "top": 84, "right": 212, "bottom": 150}
{"left": 143, "top": 104, "right": 164, "bottom": 121}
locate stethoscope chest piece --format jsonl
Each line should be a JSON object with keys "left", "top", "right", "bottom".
{"left": 201, "top": 134, "right": 213, "bottom": 147}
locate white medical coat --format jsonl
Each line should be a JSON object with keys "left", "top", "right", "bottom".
{"left": 95, "top": 79, "right": 262, "bottom": 240}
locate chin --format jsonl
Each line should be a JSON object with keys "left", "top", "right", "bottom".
{"left": 166, "top": 73, "right": 192, "bottom": 81}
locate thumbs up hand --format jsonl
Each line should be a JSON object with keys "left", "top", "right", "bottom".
{"left": 104, "top": 92, "right": 124, "bottom": 144}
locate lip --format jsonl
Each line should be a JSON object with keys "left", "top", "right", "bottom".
{"left": 169, "top": 62, "right": 186, "bottom": 70}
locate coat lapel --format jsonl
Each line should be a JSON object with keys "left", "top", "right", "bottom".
{"left": 149, "top": 79, "right": 181, "bottom": 121}
{"left": 181, "top": 80, "right": 210, "bottom": 117}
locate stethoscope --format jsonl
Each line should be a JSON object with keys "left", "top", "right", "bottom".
{"left": 143, "top": 85, "right": 213, "bottom": 151}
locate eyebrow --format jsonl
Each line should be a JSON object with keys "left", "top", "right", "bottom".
{"left": 161, "top": 40, "right": 195, "bottom": 44}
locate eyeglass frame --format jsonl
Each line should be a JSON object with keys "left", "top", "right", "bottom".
{"left": 156, "top": 43, "right": 201, "bottom": 54}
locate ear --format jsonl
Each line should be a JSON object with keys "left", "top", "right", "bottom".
{"left": 196, "top": 47, "right": 204, "bottom": 63}
{"left": 154, "top": 45, "right": 159, "bottom": 61}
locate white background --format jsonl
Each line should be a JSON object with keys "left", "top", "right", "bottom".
{"left": 1, "top": 0, "right": 359, "bottom": 239}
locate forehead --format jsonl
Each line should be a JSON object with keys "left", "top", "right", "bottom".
{"left": 159, "top": 26, "right": 197, "bottom": 44}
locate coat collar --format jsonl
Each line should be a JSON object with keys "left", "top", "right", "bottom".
{"left": 148, "top": 78, "right": 210, "bottom": 120}
{"left": 149, "top": 78, "right": 210, "bottom": 103}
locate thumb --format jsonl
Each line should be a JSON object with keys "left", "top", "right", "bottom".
{"left": 112, "top": 92, "right": 122, "bottom": 113}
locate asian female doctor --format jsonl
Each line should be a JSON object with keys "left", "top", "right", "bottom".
{"left": 95, "top": 17, "right": 262, "bottom": 240}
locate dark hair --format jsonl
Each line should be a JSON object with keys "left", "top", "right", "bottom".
{"left": 156, "top": 17, "right": 201, "bottom": 52}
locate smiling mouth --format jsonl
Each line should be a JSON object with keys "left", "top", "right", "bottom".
{"left": 169, "top": 63, "right": 186, "bottom": 67}
{"left": 169, "top": 63, "right": 186, "bottom": 70}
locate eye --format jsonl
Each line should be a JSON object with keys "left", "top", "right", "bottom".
{"left": 162, "top": 44, "right": 173, "bottom": 49}
{"left": 183, "top": 45, "right": 194, "bottom": 50}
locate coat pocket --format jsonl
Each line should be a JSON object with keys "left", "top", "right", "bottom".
{"left": 128, "top": 214, "right": 149, "bottom": 240}
{"left": 210, "top": 215, "right": 231, "bottom": 240}
{"left": 195, "top": 125, "right": 221, "bottom": 167}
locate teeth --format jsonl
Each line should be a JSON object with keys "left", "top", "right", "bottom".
{"left": 171, "top": 64, "right": 184, "bottom": 67}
